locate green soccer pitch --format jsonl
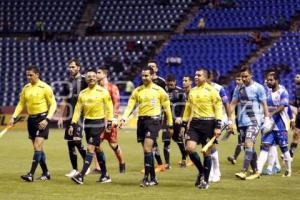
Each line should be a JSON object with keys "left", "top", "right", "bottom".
{"left": 0, "top": 128, "right": 300, "bottom": 200}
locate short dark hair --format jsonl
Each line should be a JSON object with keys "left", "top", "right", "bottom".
{"left": 240, "top": 66, "right": 252, "bottom": 74}
{"left": 142, "top": 66, "right": 154, "bottom": 75}
{"left": 148, "top": 60, "right": 157, "bottom": 66}
{"left": 86, "top": 67, "right": 97, "bottom": 74}
{"left": 196, "top": 67, "right": 209, "bottom": 79}
{"left": 183, "top": 74, "right": 193, "bottom": 81}
{"left": 267, "top": 71, "right": 280, "bottom": 81}
{"left": 26, "top": 65, "right": 40, "bottom": 74}
{"left": 68, "top": 58, "right": 81, "bottom": 67}
{"left": 166, "top": 74, "right": 176, "bottom": 82}
{"left": 97, "top": 68, "right": 108, "bottom": 76}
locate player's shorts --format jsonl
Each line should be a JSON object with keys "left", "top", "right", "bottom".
{"left": 101, "top": 126, "right": 118, "bottom": 143}
{"left": 137, "top": 116, "right": 161, "bottom": 143}
{"left": 261, "top": 130, "right": 288, "bottom": 147}
{"left": 64, "top": 119, "right": 83, "bottom": 141}
{"left": 186, "top": 118, "right": 215, "bottom": 146}
{"left": 84, "top": 119, "right": 105, "bottom": 147}
{"left": 162, "top": 123, "right": 183, "bottom": 143}
{"left": 295, "top": 114, "right": 300, "bottom": 129}
{"left": 239, "top": 125, "right": 260, "bottom": 143}
{"left": 27, "top": 112, "right": 49, "bottom": 140}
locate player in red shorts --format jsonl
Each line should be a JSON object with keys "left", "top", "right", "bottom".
{"left": 93, "top": 68, "right": 125, "bottom": 173}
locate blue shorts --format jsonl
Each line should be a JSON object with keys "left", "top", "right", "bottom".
{"left": 261, "top": 130, "right": 288, "bottom": 147}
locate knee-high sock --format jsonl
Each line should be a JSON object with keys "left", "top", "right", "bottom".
{"left": 96, "top": 151, "right": 107, "bottom": 176}
{"left": 68, "top": 141, "right": 78, "bottom": 170}
{"left": 283, "top": 151, "right": 292, "bottom": 172}
{"left": 289, "top": 143, "right": 297, "bottom": 158}
{"left": 30, "top": 151, "right": 43, "bottom": 175}
{"left": 144, "top": 152, "right": 154, "bottom": 179}
{"left": 268, "top": 145, "right": 280, "bottom": 169}
{"left": 189, "top": 152, "right": 204, "bottom": 175}
{"left": 112, "top": 145, "right": 125, "bottom": 164}
{"left": 153, "top": 142, "right": 163, "bottom": 165}
{"left": 257, "top": 150, "right": 268, "bottom": 173}
{"left": 204, "top": 156, "right": 212, "bottom": 183}
{"left": 177, "top": 142, "right": 187, "bottom": 161}
{"left": 74, "top": 140, "right": 87, "bottom": 160}
{"left": 233, "top": 144, "right": 243, "bottom": 159}
{"left": 211, "top": 149, "right": 220, "bottom": 176}
{"left": 40, "top": 151, "right": 48, "bottom": 175}
{"left": 163, "top": 141, "right": 170, "bottom": 165}
{"left": 250, "top": 150, "right": 257, "bottom": 172}
{"left": 80, "top": 152, "right": 93, "bottom": 176}
{"left": 242, "top": 147, "right": 254, "bottom": 171}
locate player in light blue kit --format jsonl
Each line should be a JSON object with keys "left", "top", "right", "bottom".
{"left": 229, "top": 66, "right": 270, "bottom": 180}
{"left": 247, "top": 72, "right": 292, "bottom": 180}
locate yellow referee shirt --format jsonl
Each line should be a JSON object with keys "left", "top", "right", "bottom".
{"left": 182, "top": 82, "right": 223, "bottom": 122}
{"left": 122, "top": 82, "right": 173, "bottom": 126}
{"left": 71, "top": 85, "right": 113, "bottom": 123}
{"left": 13, "top": 80, "right": 57, "bottom": 119}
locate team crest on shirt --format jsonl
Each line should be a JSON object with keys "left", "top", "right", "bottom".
{"left": 89, "top": 137, "right": 94, "bottom": 143}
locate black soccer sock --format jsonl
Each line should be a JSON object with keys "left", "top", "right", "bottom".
{"left": 163, "top": 141, "right": 170, "bottom": 165}
{"left": 250, "top": 150, "right": 257, "bottom": 172}
{"left": 153, "top": 142, "right": 163, "bottom": 165}
{"left": 242, "top": 147, "right": 253, "bottom": 171}
{"left": 177, "top": 142, "right": 187, "bottom": 160}
{"left": 203, "top": 156, "right": 212, "bottom": 183}
{"left": 96, "top": 151, "right": 107, "bottom": 176}
{"left": 233, "top": 144, "right": 242, "bottom": 160}
{"left": 290, "top": 143, "right": 298, "bottom": 158}
{"left": 40, "top": 151, "right": 48, "bottom": 175}
{"left": 189, "top": 152, "right": 204, "bottom": 175}
{"left": 30, "top": 151, "right": 43, "bottom": 175}
{"left": 74, "top": 140, "right": 87, "bottom": 160}
{"left": 144, "top": 152, "right": 153, "bottom": 179}
{"left": 67, "top": 141, "right": 78, "bottom": 170}
{"left": 80, "top": 152, "right": 93, "bottom": 176}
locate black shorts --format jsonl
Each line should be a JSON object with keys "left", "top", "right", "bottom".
{"left": 27, "top": 113, "right": 49, "bottom": 140}
{"left": 239, "top": 125, "right": 260, "bottom": 143}
{"left": 64, "top": 119, "right": 84, "bottom": 140}
{"left": 162, "top": 123, "right": 183, "bottom": 143}
{"left": 137, "top": 116, "right": 161, "bottom": 143}
{"left": 84, "top": 119, "right": 105, "bottom": 147}
{"left": 295, "top": 114, "right": 300, "bottom": 129}
{"left": 186, "top": 119, "right": 215, "bottom": 146}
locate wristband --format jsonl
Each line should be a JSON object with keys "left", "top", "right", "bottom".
{"left": 181, "top": 121, "right": 188, "bottom": 129}
{"left": 107, "top": 120, "right": 112, "bottom": 129}
{"left": 168, "top": 125, "right": 173, "bottom": 129}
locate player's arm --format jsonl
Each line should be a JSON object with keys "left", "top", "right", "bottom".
{"left": 160, "top": 90, "right": 173, "bottom": 135}
{"left": 270, "top": 90, "right": 289, "bottom": 117}
{"left": 120, "top": 89, "right": 138, "bottom": 127}
{"left": 181, "top": 93, "right": 192, "bottom": 135}
{"left": 10, "top": 88, "right": 26, "bottom": 126}
{"left": 103, "top": 91, "right": 114, "bottom": 132}
{"left": 45, "top": 86, "right": 57, "bottom": 120}
{"left": 111, "top": 85, "right": 120, "bottom": 125}
{"left": 57, "top": 98, "right": 67, "bottom": 128}
{"left": 68, "top": 94, "right": 83, "bottom": 135}
{"left": 212, "top": 90, "right": 223, "bottom": 137}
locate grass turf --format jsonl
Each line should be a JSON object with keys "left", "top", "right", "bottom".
{"left": 0, "top": 128, "right": 299, "bottom": 200}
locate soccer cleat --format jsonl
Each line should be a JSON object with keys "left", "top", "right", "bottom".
{"left": 165, "top": 164, "right": 171, "bottom": 170}
{"left": 227, "top": 156, "right": 237, "bottom": 165}
{"left": 245, "top": 173, "right": 261, "bottom": 180}
{"left": 98, "top": 174, "right": 112, "bottom": 183}
{"left": 85, "top": 167, "right": 91, "bottom": 175}
{"left": 119, "top": 163, "right": 126, "bottom": 173}
{"left": 21, "top": 173, "right": 33, "bottom": 182}
{"left": 91, "top": 168, "right": 101, "bottom": 174}
{"left": 272, "top": 166, "right": 281, "bottom": 174}
{"left": 155, "top": 165, "right": 165, "bottom": 173}
{"left": 71, "top": 173, "right": 84, "bottom": 185}
{"left": 148, "top": 178, "right": 159, "bottom": 186}
{"left": 282, "top": 170, "right": 292, "bottom": 177}
{"left": 235, "top": 171, "right": 247, "bottom": 180}
{"left": 65, "top": 169, "right": 78, "bottom": 177}
{"left": 262, "top": 168, "right": 273, "bottom": 176}
{"left": 140, "top": 178, "right": 149, "bottom": 187}
{"left": 178, "top": 160, "right": 187, "bottom": 168}
{"left": 36, "top": 172, "right": 51, "bottom": 181}
{"left": 198, "top": 179, "right": 209, "bottom": 189}
{"left": 194, "top": 175, "right": 203, "bottom": 187}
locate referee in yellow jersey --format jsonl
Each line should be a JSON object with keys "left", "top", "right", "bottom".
{"left": 120, "top": 66, "right": 173, "bottom": 187}
{"left": 181, "top": 68, "right": 223, "bottom": 189}
{"left": 10, "top": 66, "right": 57, "bottom": 182}
{"left": 69, "top": 68, "right": 113, "bottom": 185}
